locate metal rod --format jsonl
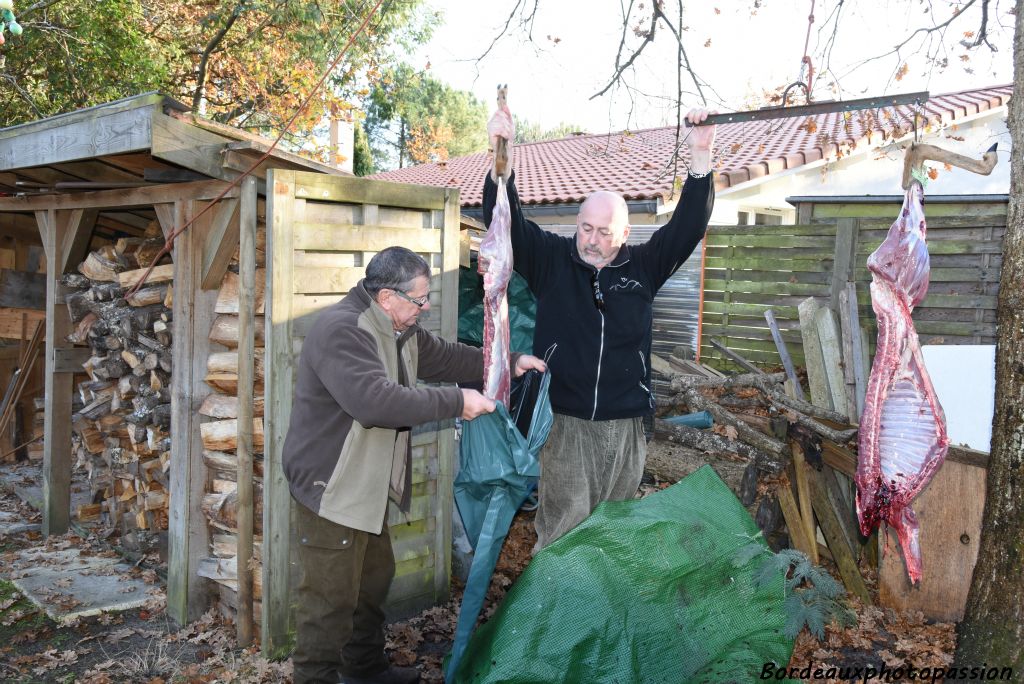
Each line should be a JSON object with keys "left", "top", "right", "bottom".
{"left": 686, "top": 91, "right": 929, "bottom": 126}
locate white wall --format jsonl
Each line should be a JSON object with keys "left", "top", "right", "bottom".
{"left": 717, "top": 110, "right": 1011, "bottom": 219}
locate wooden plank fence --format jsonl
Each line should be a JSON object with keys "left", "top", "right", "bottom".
{"left": 263, "top": 170, "right": 461, "bottom": 655}
{"left": 700, "top": 197, "right": 1006, "bottom": 371}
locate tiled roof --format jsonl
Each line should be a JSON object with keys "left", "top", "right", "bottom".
{"left": 371, "top": 85, "right": 1010, "bottom": 207}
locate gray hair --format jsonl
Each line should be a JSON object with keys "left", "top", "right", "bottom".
{"left": 364, "top": 246, "right": 430, "bottom": 297}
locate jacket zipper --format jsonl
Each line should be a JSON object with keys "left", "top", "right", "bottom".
{"left": 592, "top": 284, "right": 605, "bottom": 420}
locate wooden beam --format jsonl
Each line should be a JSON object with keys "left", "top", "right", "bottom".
{"left": 154, "top": 203, "right": 176, "bottom": 242}
{"left": 201, "top": 198, "right": 241, "bottom": 290}
{"left": 53, "top": 347, "right": 90, "bottom": 373}
{"left": 58, "top": 209, "right": 99, "bottom": 273}
{"left": 150, "top": 112, "right": 232, "bottom": 181}
{"left": 167, "top": 200, "right": 216, "bottom": 625}
{"left": 235, "top": 177, "right": 257, "bottom": 646}
{"left": 37, "top": 209, "right": 75, "bottom": 535}
{"left": 0, "top": 180, "right": 238, "bottom": 212}
{"left": 807, "top": 467, "right": 872, "bottom": 604}
{"left": 263, "top": 170, "right": 295, "bottom": 657}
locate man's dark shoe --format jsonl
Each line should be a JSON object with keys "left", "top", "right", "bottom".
{"left": 339, "top": 665, "right": 420, "bottom": 684}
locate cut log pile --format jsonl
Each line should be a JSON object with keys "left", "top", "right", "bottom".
{"left": 62, "top": 228, "right": 174, "bottom": 544}
{"left": 197, "top": 223, "right": 268, "bottom": 624}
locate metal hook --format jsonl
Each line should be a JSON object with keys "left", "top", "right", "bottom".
{"left": 782, "top": 81, "right": 810, "bottom": 108}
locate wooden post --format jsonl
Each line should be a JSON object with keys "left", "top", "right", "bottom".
{"left": 764, "top": 309, "right": 805, "bottom": 401}
{"left": 830, "top": 217, "right": 859, "bottom": 313}
{"left": 35, "top": 208, "right": 96, "bottom": 536}
{"left": 838, "top": 287, "right": 860, "bottom": 423}
{"left": 263, "top": 170, "right": 296, "bottom": 657}
{"left": 813, "top": 307, "right": 848, "bottom": 419}
{"left": 777, "top": 484, "right": 816, "bottom": 559}
{"left": 167, "top": 200, "right": 216, "bottom": 624}
{"left": 435, "top": 188, "right": 461, "bottom": 603}
{"left": 236, "top": 177, "right": 257, "bottom": 646}
{"left": 845, "top": 282, "right": 868, "bottom": 420}
{"left": 791, "top": 443, "right": 818, "bottom": 564}
{"left": 807, "top": 467, "right": 872, "bottom": 604}
{"left": 798, "top": 297, "right": 832, "bottom": 411}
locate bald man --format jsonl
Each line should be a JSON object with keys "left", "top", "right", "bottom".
{"left": 483, "top": 108, "right": 718, "bottom": 550}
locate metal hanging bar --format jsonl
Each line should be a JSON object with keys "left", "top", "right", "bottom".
{"left": 685, "top": 91, "right": 929, "bottom": 127}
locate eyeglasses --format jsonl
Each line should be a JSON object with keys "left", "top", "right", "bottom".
{"left": 391, "top": 289, "right": 429, "bottom": 308}
{"left": 590, "top": 272, "right": 605, "bottom": 311}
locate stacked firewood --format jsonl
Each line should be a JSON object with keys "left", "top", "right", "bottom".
{"left": 649, "top": 355, "right": 859, "bottom": 551}
{"left": 197, "top": 228, "right": 268, "bottom": 623}
{"left": 62, "top": 228, "right": 174, "bottom": 542}
{"left": 26, "top": 396, "right": 45, "bottom": 461}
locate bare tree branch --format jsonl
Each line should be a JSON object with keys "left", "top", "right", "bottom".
{"left": 590, "top": 4, "right": 658, "bottom": 100}
{"left": 839, "top": 0, "right": 980, "bottom": 81}
{"left": 960, "top": 0, "right": 996, "bottom": 50}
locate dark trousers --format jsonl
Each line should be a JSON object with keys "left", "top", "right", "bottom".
{"left": 292, "top": 500, "right": 396, "bottom": 684}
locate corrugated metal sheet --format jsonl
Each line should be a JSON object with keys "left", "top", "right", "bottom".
{"left": 542, "top": 225, "right": 703, "bottom": 403}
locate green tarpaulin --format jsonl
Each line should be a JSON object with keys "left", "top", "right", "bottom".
{"left": 449, "top": 466, "right": 795, "bottom": 683}
{"left": 459, "top": 260, "right": 535, "bottom": 354}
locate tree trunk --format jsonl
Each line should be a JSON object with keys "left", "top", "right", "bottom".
{"left": 954, "top": 1, "right": 1024, "bottom": 672}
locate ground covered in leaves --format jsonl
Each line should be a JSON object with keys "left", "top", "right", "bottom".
{"left": 0, "top": 467, "right": 959, "bottom": 683}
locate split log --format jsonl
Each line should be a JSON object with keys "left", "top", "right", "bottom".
{"left": 67, "top": 312, "right": 99, "bottom": 345}
{"left": 209, "top": 314, "right": 266, "bottom": 349}
{"left": 200, "top": 418, "right": 265, "bottom": 452}
{"left": 133, "top": 239, "right": 166, "bottom": 268}
{"left": 207, "top": 349, "right": 265, "bottom": 379}
{"left": 79, "top": 251, "right": 125, "bottom": 282}
{"left": 215, "top": 270, "right": 266, "bottom": 315}
{"left": 118, "top": 264, "right": 175, "bottom": 289}
{"left": 66, "top": 290, "right": 94, "bottom": 322}
{"left": 199, "top": 393, "right": 265, "bottom": 419}
{"left": 202, "top": 489, "right": 264, "bottom": 534}
{"left": 126, "top": 286, "right": 168, "bottom": 308}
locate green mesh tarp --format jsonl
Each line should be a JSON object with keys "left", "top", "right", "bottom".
{"left": 458, "top": 260, "right": 535, "bottom": 354}
{"left": 449, "top": 465, "right": 795, "bottom": 684}
{"left": 448, "top": 371, "right": 552, "bottom": 682}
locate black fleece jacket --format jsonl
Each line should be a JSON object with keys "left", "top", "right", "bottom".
{"left": 483, "top": 170, "right": 714, "bottom": 421}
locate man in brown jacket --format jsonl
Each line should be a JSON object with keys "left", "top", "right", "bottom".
{"left": 283, "top": 246, "right": 544, "bottom": 684}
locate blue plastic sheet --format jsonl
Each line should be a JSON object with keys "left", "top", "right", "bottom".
{"left": 447, "top": 370, "right": 552, "bottom": 682}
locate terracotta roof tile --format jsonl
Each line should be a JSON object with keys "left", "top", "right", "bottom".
{"left": 371, "top": 85, "right": 1010, "bottom": 207}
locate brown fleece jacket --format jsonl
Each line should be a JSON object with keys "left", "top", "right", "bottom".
{"left": 282, "top": 280, "right": 485, "bottom": 533}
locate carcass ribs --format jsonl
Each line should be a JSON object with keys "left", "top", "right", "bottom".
{"left": 856, "top": 180, "right": 949, "bottom": 584}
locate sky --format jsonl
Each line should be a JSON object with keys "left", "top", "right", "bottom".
{"left": 409, "top": 0, "right": 1015, "bottom": 135}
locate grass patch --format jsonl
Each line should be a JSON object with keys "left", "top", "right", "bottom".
{"left": 0, "top": 578, "right": 52, "bottom": 641}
